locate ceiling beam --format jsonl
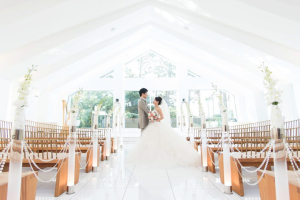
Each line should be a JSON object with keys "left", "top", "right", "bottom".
{"left": 0, "top": 0, "right": 151, "bottom": 71}
{"left": 151, "top": 0, "right": 300, "bottom": 67}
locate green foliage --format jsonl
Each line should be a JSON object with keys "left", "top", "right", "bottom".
{"left": 169, "top": 107, "right": 177, "bottom": 118}
{"left": 213, "top": 114, "right": 221, "bottom": 118}
{"left": 15, "top": 65, "right": 38, "bottom": 108}
{"left": 206, "top": 118, "right": 215, "bottom": 121}
{"left": 125, "top": 112, "right": 138, "bottom": 118}
{"left": 125, "top": 50, "right": 176, "bottom": 78}
{"left": 259, "top": 62, "right": 281, "bottom": 105}
{"left": 71, "top": 88, "right": 83, "bottom": 111}
{"left": 25, "top": 65, "right": 38, "bottom": 81}
{"left": 69, "top": 91, "right": 113, "bottom": 128}
{"left": 228, "top": 110, "right": 234, "bottom": 118}
{"left": 125, "top": 90, "right": 177, "bottom": 127}
{"left": 212, "top": 82, "right": 223, "bottom": 106}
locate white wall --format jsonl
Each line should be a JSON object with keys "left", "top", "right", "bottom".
{"left": 282, "top": 84, "right": 299, "bottom": 121}
{"left": 235, "top": 95, "right": 248, "bottom": 123}
{"left": 0, "top": 79, "right": 12, "bottom": 120}
{"left": 254, "top": 90, "right": 268, "bottom": 121}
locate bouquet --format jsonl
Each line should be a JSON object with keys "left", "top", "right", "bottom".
{"left": 148, "top": 111, "right": 158, "bottom": 121}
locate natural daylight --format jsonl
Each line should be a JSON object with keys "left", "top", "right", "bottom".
{"left": 0, "top": 1, "right": 299, "bottom": 200}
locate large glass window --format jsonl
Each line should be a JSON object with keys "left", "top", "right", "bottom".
{"left": 124, "top": 50, "right": 176, "bottom": 78}
{"left": 189, "top": 90, "right": 237, "bottom": 128}
{"left": 125, "top": 91, "right": 177, "bottom": 128}
{"left": 68, "top": 91, "right": 113, "bottom": 128}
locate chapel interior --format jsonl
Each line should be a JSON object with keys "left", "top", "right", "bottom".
{"left": 0, "top": 0, "right": 300, "bottom": 199}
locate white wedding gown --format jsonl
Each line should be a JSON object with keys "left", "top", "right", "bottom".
{"left": 126, "top": 110, "right": 201, "bottom": 168}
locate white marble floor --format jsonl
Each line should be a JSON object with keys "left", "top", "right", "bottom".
{"left": 34, "top": 140, "right": 261, "bottom": 200}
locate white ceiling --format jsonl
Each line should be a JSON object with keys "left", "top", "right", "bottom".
{"left": 0, "top": 0, "right": 299, "bottom": 95}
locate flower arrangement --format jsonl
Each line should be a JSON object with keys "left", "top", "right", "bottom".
{"left": 212, "top": 83, "right": 228, "bottom": 126}
{"left": 198, "top": 99, "right": 205, "bottom": 116}
{"left": 148, "top": 111, "right": 158, "bottom": 121}
{"left": 96, "top": 96, "right": 107, "bottom": 112}
{"left": 259, "top": 63, "right": 284, "bottom": 129}
{"left": 13, "top": 65, "right": 37, "bottom": 108}
{"left": 185, "top": 102, "right": 192, "bottom": 117}
{"left": 198, "top": 99, "right": 206, "bottom": 127}
{"left": 259, "top": 63, "right": 282, "bottom": 106}
{"left": 212, "top": 83, "right": 223, "bottom": 108}
{"left": 70, "top": 88, "right": 83, "bottom": 113}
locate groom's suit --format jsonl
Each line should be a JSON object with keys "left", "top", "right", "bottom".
{"left": 138, "top": 97, "right": 150, "bottom": 135}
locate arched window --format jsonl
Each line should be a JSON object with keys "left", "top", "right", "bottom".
{"left": 125, "top": 50, "right": 176, "bottom": 78}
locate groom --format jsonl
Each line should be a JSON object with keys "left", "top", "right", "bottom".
{"left": 138, "top": 88, "right": 150, "bottom": 136}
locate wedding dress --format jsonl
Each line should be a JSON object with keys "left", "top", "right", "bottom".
{"left": 126, "top": 101, "right": 201, "bottom": 168}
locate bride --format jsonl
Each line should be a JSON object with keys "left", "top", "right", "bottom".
{"left": 126, "top": 97, "right": 201, "bottom": 168}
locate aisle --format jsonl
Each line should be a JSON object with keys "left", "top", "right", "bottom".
{"left": 35, "top": 140, "right": 260, "bottom": 200}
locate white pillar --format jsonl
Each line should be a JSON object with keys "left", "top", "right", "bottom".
{"left": 201, "top": 129, "right": 208, "bottom": 172}
{"left": 106, "top": 115, "right": 111, "bottom": 160}
{"left": 222, "top": 131, "right": 232, "bottom": 194}
{"left": 92, "top": 107, "right": 99, "bottom": 172}
{"left": 120, "top": 114, "right": 124, "bottom": 148}
{"left": 113, "top": 102, "right": 121, "bottom": 153}
{"left": 189, "top": 116, "right": 194, "bottom": 146}
{"left": 7, "top": 107, "right": 25, "bottom": 200}
{"left": 67, "top": 112, "right": 77, "bottom": 194}
{"left": 271, "top": 105, "right": 290, "bottom": 199}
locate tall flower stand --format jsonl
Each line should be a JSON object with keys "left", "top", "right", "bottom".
{"left": 92, "top": 107, "right": 99, "bottom": 172}
{"left": 67, "top": 112, "right": 77, "bottom": 194}
{"left": 112, "top": 101, "right": 121, "bottom": 153}
{"left": 271, "top": 105, "right": 290, "bottom": 199}
{"left": 189, "top": 116, "right": 195, "bottom": 147}
{"left": 201, "top": 123, "right": 208, "bottom": 172}
{"left": 222, "top": 125, "right": 232, "bottom": 194}
{"left": 106, "top": 116, "right": 111, "bottom": 160}
{"left": 120, "top": 115, "right": 124, "bottom": 149}
{"left": 113, "top": 117, "right": 119, "bottom": 153}
{"left": 7, "top": 107, "right": 25, "bottom": 199}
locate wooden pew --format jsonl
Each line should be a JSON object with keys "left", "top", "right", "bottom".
{"left": 3, "top": 153, "right": 81, "bottom": 197}
{"left": 0, "top": 171, "right": 38, "bottom": 200}
{"left": 100, "top": 141, "right": 106, "bottom": 161}
{"left": 85, "top": 144, "right": 101, "bottom": 173}
{"left": 207, "top": 146, "right": 217, "bottom": 173}
{"left": 111, "top": 138, "right": 114, "bottom": 153}
{"left": 228, "top": 156, "right": 299, "bottom": 197}
{"left": 257, "top": 170, "right": 300, "bottom": 200}
{"left": 205, "top": 144, "right": 275, "bottom": 174}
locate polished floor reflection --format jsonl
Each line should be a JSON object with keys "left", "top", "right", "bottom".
{"left": 35, "top": 139, "right": 260, "bottom": 200}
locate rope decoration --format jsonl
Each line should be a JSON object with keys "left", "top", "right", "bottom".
{"left": 5, "top": 131, "right": 104, "bottom": 183}
{"left": 0, "top": 142, "right": 11, "bottom": 174}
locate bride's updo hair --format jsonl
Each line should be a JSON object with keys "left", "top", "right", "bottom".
{"left": 155, "top": 97, "right": 162, "bottom": 105}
